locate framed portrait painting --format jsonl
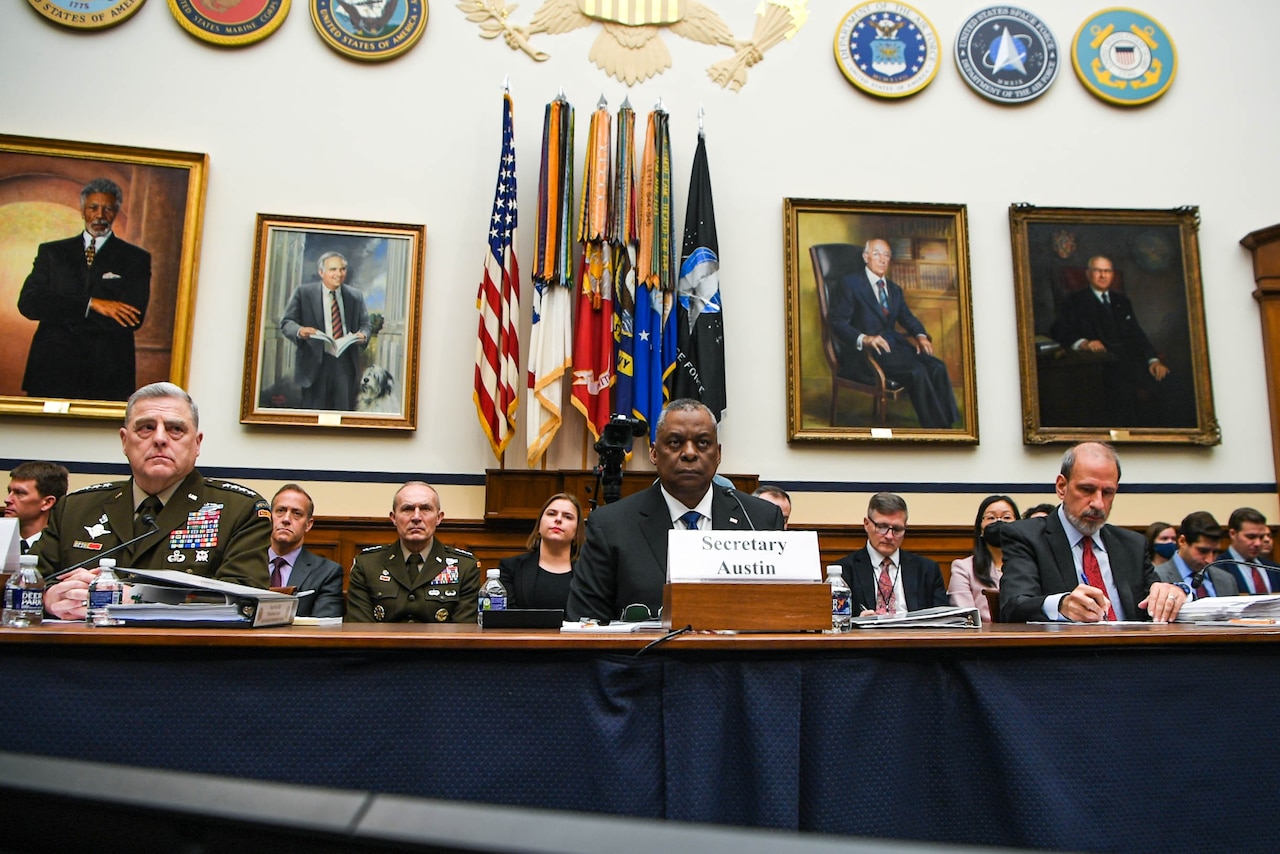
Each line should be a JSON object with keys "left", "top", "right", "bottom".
{"left": 0, "top": 134, "right": 207, "bottom": 419}
{"left": 784, "top": 198, "right": 978, "bottom": 443}
{"left": 240, "top": 214, "right": 424, "bottom": 430}
{"left": 1009, "top": 205, "right": 1218, "bottom": 445}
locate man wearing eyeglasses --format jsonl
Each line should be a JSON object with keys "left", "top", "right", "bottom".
{"left": 566, "top": 399, "right": 785, "bottom": 622}
{"left": 835, "top": 492, "right": 946, "bottom": 616}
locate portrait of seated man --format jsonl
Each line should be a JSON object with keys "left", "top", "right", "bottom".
{"left": 825, "top": 239, "right": 959, "bottom": 429}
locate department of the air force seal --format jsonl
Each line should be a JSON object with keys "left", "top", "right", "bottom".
{"left": 834, "top": 2, "right": 940, "bottom": 99}
{"left": 1072, "top": 8, "right": 1176, "bottom": 106}
{"left": 26, "top": 0, "right": 147, "bottom": 30}
{"left": 955, "top": 6, "right": 1058, "bottom": 103}
{"left": 167, "top": 0, "right": 291, "bottom": 47}
{"left": 310, "top": 0, "right": 427, "bottom": 61}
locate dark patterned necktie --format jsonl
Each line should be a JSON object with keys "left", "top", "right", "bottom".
{"left": 329, "top": 289, "right": 343, "bottom": 338}
{"left": 270, "top": 556, "right": 287, "bottom": 588}
{"left": 85, "top": 238, "right": 96, "bottom": 267}
{"left": 135, "top": 495, "right": 162, "bottom": 533}
{"left": 876, "top": 280, "right": 889, "bottom": 315}
{"left": 406, "top": 552, "right": 424, "bottom": 581}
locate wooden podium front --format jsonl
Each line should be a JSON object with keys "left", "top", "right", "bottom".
{"left": 662, "top": 582, "right": 830, "bottom": 632}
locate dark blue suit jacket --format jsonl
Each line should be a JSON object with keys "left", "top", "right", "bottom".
{"left": 828, "top": 272, "right": 929, "bottom": 357}
{"left": 1224, "top": 548, "right": 1280, "bottom": 595}
{"left": 835, "top": 547, "right": 947, "bottom": 613}
{"left": 288, "top": 548, "right": 345, "bottom": 618}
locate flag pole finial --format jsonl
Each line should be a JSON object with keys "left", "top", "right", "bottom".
{"left": 556, "top": 86, "right": 567, "bottom": 102}
{"left": 597, "top": 93, "right": 608, "bottom": 109}
{"left": 503, "top": 74, "right": 510, "bottom": 93}
{"left": 698, "top": 104, "right": 705, "bottom": 138}
{"left": 621, "top": 94, "right": 632, "bottom": 110}
{"left": 655, "top": 96, "right": 664, "bottom": 111}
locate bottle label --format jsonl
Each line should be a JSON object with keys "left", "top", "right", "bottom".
{"left": 832, "top": 590, "right": 852, "bottom": 617}
{"left": 479, "top": 594, "right": 507, "bottom": 611}
{"left": 6, "top": 587, "right": 43, "bottom": 613}
{"left": 88, "top": 588, "right": 121, "bottom": 610}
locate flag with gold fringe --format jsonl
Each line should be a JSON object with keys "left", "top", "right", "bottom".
{"left": 671, "top": 127, "right": 726, "bottom": 419}
{"left": 473, "top": 91, "right": 521, "bottom": 461}
{"left": 570, "top": 99, "right": 614, "bottom": 440}
{"left": 634, "top": 105, "right": 674, "bottom": 443}
{"left": 526, "top": 96, "right": 575, "bottom": 467}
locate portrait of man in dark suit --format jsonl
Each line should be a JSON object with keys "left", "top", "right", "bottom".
{"left": 280, "top": 251, "right": 371, "bottom": 411}
{"left": 17, "top": 178, "right": 151, "bottom": 401}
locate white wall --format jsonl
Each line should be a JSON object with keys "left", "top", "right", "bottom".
{"left": 3, "top": 1, "right": 1277, "bottom": 523}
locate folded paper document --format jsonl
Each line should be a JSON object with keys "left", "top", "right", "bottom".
{"left": 850, "top": 605, "right": 981, "bottom": 629}
{"left": 1176, "top": 592, "right": 1280, "bottom": 623}
{"left": 105, "top": 568, "right": 298, "bottom": 627}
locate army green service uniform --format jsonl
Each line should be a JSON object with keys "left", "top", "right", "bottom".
{"left": 345, "top": 539, "right": 480, "bottom": 623}
{"left": 36, "top": 469, "right": 271, "bottom": 588}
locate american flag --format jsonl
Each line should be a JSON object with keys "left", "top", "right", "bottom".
{"left": 473, "top": 92, "right": 521, "bottom": 462}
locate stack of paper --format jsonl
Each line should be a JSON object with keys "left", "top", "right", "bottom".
{"left": 850, "top": 605, "right": 981, "bottom": 629}
{"left": 1175, "top": 593, "right": 1280, "bottom": 623}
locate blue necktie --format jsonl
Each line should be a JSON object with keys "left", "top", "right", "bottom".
{"left": 679, "top": 510, "right": 701, "bottom": 531}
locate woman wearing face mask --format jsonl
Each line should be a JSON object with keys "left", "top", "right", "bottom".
{"left": 1144, "top": 521, "right": 1178, "bottom": 568}
{"left": 948, "top": 494, "right": 1020, "bottom": 624}
{"left": 498, "top": 493, "right": 584, "bottom": 610}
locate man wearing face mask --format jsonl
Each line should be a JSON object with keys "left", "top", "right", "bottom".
{"left": 948, "top": 495, "right": 1020, "bottom": 624}
{"left": 835, "top": 492, "right": 947, "bottom": 616}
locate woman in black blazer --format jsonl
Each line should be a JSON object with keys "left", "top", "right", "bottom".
{"left": 498, "top": 492, "right": 583, "bottom": 610}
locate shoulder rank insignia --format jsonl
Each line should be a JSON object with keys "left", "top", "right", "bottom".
{"left": 71, "top": 480, "right": 123, "bottom": 494}
{"left": 209, "top": 480, "right": 261, "bottom": 499}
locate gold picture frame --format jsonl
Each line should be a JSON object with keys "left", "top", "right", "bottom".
{"left": 784, "top": 198, "right": 978, "bottom": 443}
{"left": 1009, "top": 204, "right": 1218, "bottom": 445}
{"left": 240, "top": 213, "right": 424, "bottom": 430}
{"left": 0, "top": 134, "right": 207, "bottom": 420}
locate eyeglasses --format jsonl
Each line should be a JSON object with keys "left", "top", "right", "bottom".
{"left": 981, "top": 514, "right": 1016, "bottom": 524}
{"left": 620, "top": 603, "right": 661, "bottom": 622}
{"left": 869, "top": 521, "right": 906, "bottom": 537}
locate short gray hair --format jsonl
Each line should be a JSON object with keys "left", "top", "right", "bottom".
{"left": 80, "top": 178, "right": 122, "bottom": 208}
{"left": 1060, "top": 442, "right": 1121, "bottom": 481}
{"left": 317, "top": 251, "right": 347, "bottom": 274}
{"left": 125, "top": 382, "right": 199, "bottom": 428}
{"left": 867, "top": 492, "right": 908, "bottom": 518}
{"left": 656, "top": 399, "right": 717, "bottom": 436}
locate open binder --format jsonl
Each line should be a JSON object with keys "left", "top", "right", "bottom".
{"left": 104, "top": 568, "right": 298, "bottom": 628}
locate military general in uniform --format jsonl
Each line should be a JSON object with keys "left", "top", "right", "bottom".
{"left": 39, "top": 382, "right": 271, "bottom": 619}
{"left": 345, "top": 481, "right": 480, "bottom": 623}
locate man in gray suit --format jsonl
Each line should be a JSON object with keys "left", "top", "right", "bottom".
{"left": 1155, "top": 511, "right": 1239, "bottom": 598}
{"left": 268, "top": 484, "right": 344, "bottom": 618}
{"left": 1000, "top": 442, "right": 1189, "bottom": 623}
{"left": 280, "top": 251, "right": 371, "bottom": 411}
{"left": 566, "top": 399, "right": 785, "bottom": 622}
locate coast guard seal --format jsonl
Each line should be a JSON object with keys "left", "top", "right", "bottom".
{"left": 1072, "top": 8, "right": 1176, "bottom": 106}
{"left": 955, "top": 6, "right": 1058, "bottom": 103}
{"left": 834, "top": 2, "right": 940, "bottom": 99}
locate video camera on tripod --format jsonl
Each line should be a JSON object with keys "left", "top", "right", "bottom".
{"left": 592, "top": 414, "right": 648, "bottom": 506}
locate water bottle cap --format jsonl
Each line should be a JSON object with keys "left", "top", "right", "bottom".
{"left": 100, "top": 558, "right": 116, "bottom": 569}
{"left": 826, "top": 565, "right": 842, "bottom": 577}
{"left": 19, "top": 554, "right": 39, "bottom": 567}
{"left": 486, "top": 568, "right": 500, "bottom": 578}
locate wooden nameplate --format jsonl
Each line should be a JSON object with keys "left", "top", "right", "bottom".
{"left": 662, "top": 582, "right": 830, "bottom": 632}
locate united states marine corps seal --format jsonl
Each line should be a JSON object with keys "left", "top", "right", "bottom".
{"left": 834, "top": 2, "right": 940, "bottom": 99}
{"left": 26, "top": 0, "right": 146, "bottom": 30}
{"left": 1071, "top": 8, "right": 1176, "bottom": 106}
{"left": 167, "top": 0, "right": 290, "bottom": 46}
{"left": 310, "top": 0, "right": 427, "bottom": 61}
{"left": 955, "top": 6, "right": 1058, "bottom": 103}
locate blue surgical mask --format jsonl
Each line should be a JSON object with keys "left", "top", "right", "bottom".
{"left": 1153, "top": 541, "right": 1177, "bottom": 559}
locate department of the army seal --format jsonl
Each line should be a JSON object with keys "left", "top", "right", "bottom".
{"left": 1071, "top": 8, "right": 1176, "bottom": 106}
{"left": 310, "top": 0, "right": 427, "bottom": 61}
{"left": 168, "top": 0, "right": 290, "bottom": 46}
{"left": 955, "top": 6, "right": 1059, "bottom": 103}
{"left": 834, "top": 2, "right": 940, "bottom": 99}
{"left": 26, "top": 0, "right": 146, "bottom": 30}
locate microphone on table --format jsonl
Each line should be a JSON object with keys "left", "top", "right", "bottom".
{"left": 722, "top": 487, "right": 757, "bottom": 531}
{"left": 44, "top": 515, "right": 159, "bottom": 584}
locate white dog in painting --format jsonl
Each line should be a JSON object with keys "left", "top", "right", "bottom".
{"left": 355, "top": 364, "right": 399, "bottom": 413}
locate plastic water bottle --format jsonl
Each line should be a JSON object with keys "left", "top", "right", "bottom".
{"left": 828, "top": 565, "right": 852, "bottom": 633}
{"left": 3, "top": 554, "right": 44, "bottom": 627}
{"left": 87, "top": 558, "right": 124, "bottom": 625}
{"left": 478, "top": 568, "right": 508, "bottom": 614}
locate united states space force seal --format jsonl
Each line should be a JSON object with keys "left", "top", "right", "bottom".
{"left": 834, "top": 2, "right": 940, "bottom": 99}
{"left": 1072, "top": 8, "right": 1176, "bottom": 106}
{"left": 955, "top": 6, "right": 1058, "bottom": 103}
